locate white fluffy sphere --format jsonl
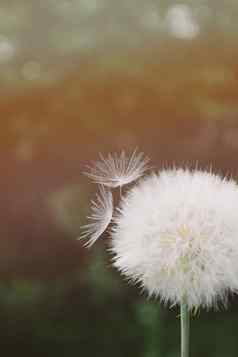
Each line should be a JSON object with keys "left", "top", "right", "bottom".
{"left": 111, "top": 169, "right": 238, "bottom": 310}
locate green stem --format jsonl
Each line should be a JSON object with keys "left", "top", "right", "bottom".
{"left": 180, "top": 299, "right": 190, "bottom": 357}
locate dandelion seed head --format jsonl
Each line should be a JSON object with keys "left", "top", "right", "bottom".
{"left": 85, "top": 149, "right": 149, "bottom": 188}
{"left": 111, "top": 168, "right": 238, "bottom": 309}
{"left": 80, "top": 185, "right": 113, "bottom": 247}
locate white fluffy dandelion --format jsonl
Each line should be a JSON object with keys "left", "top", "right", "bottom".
{"left": 84, "top": 149, "right": 149, "bottom": 188}
{"left": 80, "top": 185, "right": 113, "bottom": 247}
{"left": 82, "top": 152, "right": 238, "bottom": 357}
{"left": 111, "top": 168, "right": 238, "bottom": 310}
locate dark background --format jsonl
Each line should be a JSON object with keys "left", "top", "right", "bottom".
{"left": 0, "top": 1, "right": 238, "bottom": 356}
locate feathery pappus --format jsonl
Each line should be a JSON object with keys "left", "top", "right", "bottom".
{"left": 81, "top": 152, "right": 238, "bottom": 310}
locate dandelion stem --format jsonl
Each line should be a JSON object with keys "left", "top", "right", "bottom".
{"left": 180, "top": 299, "right": 190, "bottom": 357}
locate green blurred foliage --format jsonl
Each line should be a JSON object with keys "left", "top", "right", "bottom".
{"left": 0, "top": 245, "right": 237, "bottom": 356}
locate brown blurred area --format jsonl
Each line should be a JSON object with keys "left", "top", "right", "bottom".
{"left": 1, "top": 36, "right": 238, "bottom": 281}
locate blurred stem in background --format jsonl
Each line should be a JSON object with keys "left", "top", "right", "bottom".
{"left": 135, "top": 301, "right": 162, "bottom": 357}
{"left": 181, "top": 299, "right": 190, "bottom": 357}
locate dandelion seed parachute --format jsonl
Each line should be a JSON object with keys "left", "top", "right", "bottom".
{"left": 80, "top": 186, "right": 113, "bottom": 247}
{"left": 111, "top": 168, "right": 238, "bottom": 310}
{"left": 84, "top": 149, "right": 150, "bottom": 188}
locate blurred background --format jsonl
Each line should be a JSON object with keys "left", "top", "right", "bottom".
{"left": 1, "top": 0, "right": 238, "bottom": 356}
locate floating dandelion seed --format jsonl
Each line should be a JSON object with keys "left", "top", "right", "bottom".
{"left": 84, "top": 149, "right": 149, "bottom": 188}
{"left": 80, "top": 185, "right": 113, "bottom": 247}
